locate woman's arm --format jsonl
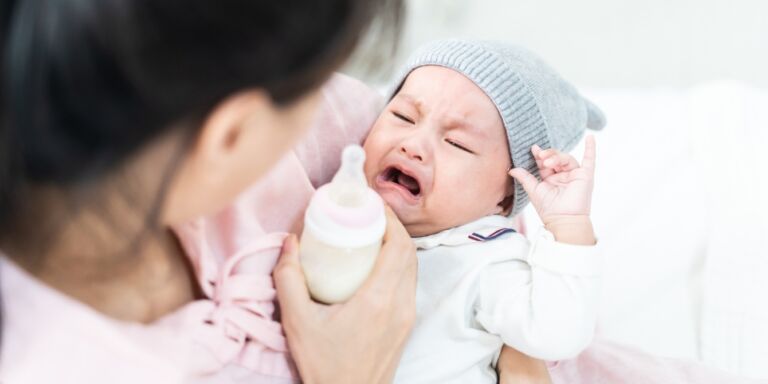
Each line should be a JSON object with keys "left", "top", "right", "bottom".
{"left": 274, "top": 206, "right": 417, "bottom": 384}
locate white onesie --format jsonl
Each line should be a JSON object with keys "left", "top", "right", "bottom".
{"left": 393, "top": 215, "right": 602, "bottom": 383}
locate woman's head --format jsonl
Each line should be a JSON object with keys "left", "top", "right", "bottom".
{"left": 0, "top": 0, "right": 402, "bottom": 254}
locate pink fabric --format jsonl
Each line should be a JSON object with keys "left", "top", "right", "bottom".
{"left": 0, "top": 73, "right": 381, "bottom": 384}
{"left": 548, "top": 338, "right": 765, "bottom": 383}
{"left": 168, "top": 230, "right": 293, "bottom": 377}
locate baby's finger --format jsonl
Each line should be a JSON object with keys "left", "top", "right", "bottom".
{"left": 508, "top": 168, "right": 538, "bottom": 196}
{"left": 535, "top": 148, "right": 566, "bottom": 173}
{"left": 531, "top": 145, "right": 555, "bottom": 177}
{"left": 531, "top": 144, "right": 543, "bottom": 158}
{"left": 535, "top": 147, "right": 559, "bottom": 161}
{"left": 543, "top": 153, "right": 579, "bottom": 172}
{"left": 581, "top": 135, "right": 597, "bottom": 173}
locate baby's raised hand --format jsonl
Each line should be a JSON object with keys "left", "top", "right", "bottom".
{"left": 508, "top": 136, "right": 596, "bottom": 244}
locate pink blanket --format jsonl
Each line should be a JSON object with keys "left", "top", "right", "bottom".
{"left": 549, "top": 338, "right": 764, "bottom": 383}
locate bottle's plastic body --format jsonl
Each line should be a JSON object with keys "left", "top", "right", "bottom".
{"left": 299, "top": 145, "right": 385, "bottom": 304}
{"left": 299, "top": 229, "right": 381, "bottom": 304}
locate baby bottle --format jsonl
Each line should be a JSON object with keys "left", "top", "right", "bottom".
{"left": 299, "top": 145, "right": 386, "bottom": 304}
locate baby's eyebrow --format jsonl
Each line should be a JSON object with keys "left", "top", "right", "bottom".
{"left": 395, "top": 93, "right": 487, "bottom": 138}
{"left": 394, "top": 93, "right": 422, "bottom": 110}
{"left": 446, "top": 116, "right": 484, "bottom": 137}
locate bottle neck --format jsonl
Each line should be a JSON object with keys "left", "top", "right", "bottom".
{"left": 304, "top": 185, "right": 386, "bottom": 248}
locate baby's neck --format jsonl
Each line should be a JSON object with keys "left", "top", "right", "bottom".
{"left": 405, "top": 213, "right": 507, "bottom": 238}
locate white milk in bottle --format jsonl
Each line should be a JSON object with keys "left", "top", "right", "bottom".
{"left": 299, "top": 145, "right": 385, "bottom": 304}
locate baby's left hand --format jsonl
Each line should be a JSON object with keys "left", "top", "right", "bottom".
{"left": 508, "top": 135, "right": 596, "bottom": 225}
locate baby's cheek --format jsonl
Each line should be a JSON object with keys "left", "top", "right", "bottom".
{"left": 363, "top": 161, "right": 377, "bottom": 185}
{"left": 433, "top": 174, "right": 482, "bottom": 213}
{"left": 466, "top": 170, "right": 508, "bottom": 209}
{"left": 362, "top": 146, "right": 386, "bottom": 183}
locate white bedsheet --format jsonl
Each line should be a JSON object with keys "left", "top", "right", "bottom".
{"left": 522, "top": 82, "right": 768, "bottom": 379}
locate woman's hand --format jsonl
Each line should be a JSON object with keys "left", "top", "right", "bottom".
{"left": 508, "top": 136, "right": 597, "bottom": 245}
{"left": 274, "top": 206, "right": 417, "bottom": 384}
{"left": 496, "top": 346, "right": 552, "bottom": 384}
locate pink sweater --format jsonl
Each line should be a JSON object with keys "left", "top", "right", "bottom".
{"left": 0, "top": 74, "right": 382, "bottom": 383}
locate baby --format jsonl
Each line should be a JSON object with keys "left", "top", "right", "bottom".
{"left": 361, "top": 40, "right": 606, "bottom": 383}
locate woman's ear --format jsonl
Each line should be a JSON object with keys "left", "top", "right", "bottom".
{"left": 193, "top": 90, "right": 273, "bottom": 176}
{"left": 164, "top": 88, "right": 320, "bottom": 224}
{"left": 163, "top": 90, "right": 274, "bottom": 223}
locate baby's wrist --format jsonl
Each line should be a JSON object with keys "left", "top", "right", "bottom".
{"left": 543, "top": 215, "right": 596, "bottom": 245}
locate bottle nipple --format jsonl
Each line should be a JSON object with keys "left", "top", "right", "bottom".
{"left": 301, "top": 143, "right": 385, "bottom": 248}
{"left": 329, "top": 145, "right": 368, "bottom": 207}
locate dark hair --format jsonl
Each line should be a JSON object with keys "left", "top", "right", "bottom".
{"left": 0, "top": 0, "right": 403, "bottom": 352}
{"left": 0, "top": 0, "right": 402, "bottom": 240}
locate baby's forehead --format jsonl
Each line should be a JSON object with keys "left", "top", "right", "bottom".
{"left": 395, "top": 69, "right": 506, "bottom": 137}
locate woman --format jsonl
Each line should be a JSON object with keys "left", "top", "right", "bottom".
{"left": 0, "top": 0, "right": 414, "bottom": 382}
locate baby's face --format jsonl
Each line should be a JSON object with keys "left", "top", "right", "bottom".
{"left": 364, "top": 66, "right": 513, "bottom": 237}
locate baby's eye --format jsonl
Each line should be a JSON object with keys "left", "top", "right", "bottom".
{"left": 445, "top": 138, "right": 474, "bottom": 154}
{"left": 392, "top": 111, "right": 415, "bottom": 124}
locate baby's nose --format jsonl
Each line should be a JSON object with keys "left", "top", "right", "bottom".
{"left": 400, "top": 145, "right": 423, "bottom": 162}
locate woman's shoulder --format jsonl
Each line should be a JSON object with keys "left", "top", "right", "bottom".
{"left": 319, "top": 73, "right": 385, "bottom": 138}
{"left": 0, "top": 256, "right": 187, "bottom": 382}
{"left": 295, "top": 73, "right": 384, "bottom": 188}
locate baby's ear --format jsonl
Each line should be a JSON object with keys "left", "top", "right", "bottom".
{"left": 497, "top": 193, "right": 515, "bottom": 215}
{"left": 496, "top": 177, "right": 515, "bottom": 215}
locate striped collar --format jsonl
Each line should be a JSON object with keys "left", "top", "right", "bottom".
{"left": 412, "top": 215, "right": 518, "bottom": 250}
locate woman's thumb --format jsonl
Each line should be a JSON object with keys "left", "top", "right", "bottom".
{"left": 273, "top": 234, "right": 311, "bottom": 314}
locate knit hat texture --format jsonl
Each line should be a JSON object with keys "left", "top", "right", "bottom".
{"left": 389, "top": 39, "right": 606, "bottom": 216}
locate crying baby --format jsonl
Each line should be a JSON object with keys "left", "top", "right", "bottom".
{"left": 361, "top": 40, "right": 606, "bottom": 383}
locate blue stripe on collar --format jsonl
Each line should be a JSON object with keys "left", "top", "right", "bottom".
{"left": 467, "top": 227, "right": 516, "bottom": 242}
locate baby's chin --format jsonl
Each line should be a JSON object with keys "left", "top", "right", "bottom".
{"left": 378, "top": 189, "right": 417, "bottom": 219}
{"left": 376, "top": 191, "right": 423, "bottom": 234}
{"left": 405, "top": 220, "right": 459, "bottom": 238}
{"left": 370, "top": 179, "right": 458, "bottom": 237}
{"left": 379, "top": 195, "right": 450, "bottom": 237}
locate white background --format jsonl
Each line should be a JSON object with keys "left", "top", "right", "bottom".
{"left": 351, "top": 0, "right": 768, "bottom": 89}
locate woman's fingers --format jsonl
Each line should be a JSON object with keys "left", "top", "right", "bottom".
{"left": 276, "top": 211, "right": 415, "bottom": 383}
{"left": 274, "top": 234, "right": 312, "bottom": 319}
{"left": 357, "top": 205, "right": 417, "bottom": 298}
{"left": 381, "top": 204, "right": 410, "bottom": 244}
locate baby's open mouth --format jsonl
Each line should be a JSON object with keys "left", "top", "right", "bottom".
{"left": 383, "top": 166, "right": 421, "bottom": 197}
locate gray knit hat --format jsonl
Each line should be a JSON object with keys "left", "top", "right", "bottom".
{"left": 389, "top": 39, "right": 606, "bottom": 217}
